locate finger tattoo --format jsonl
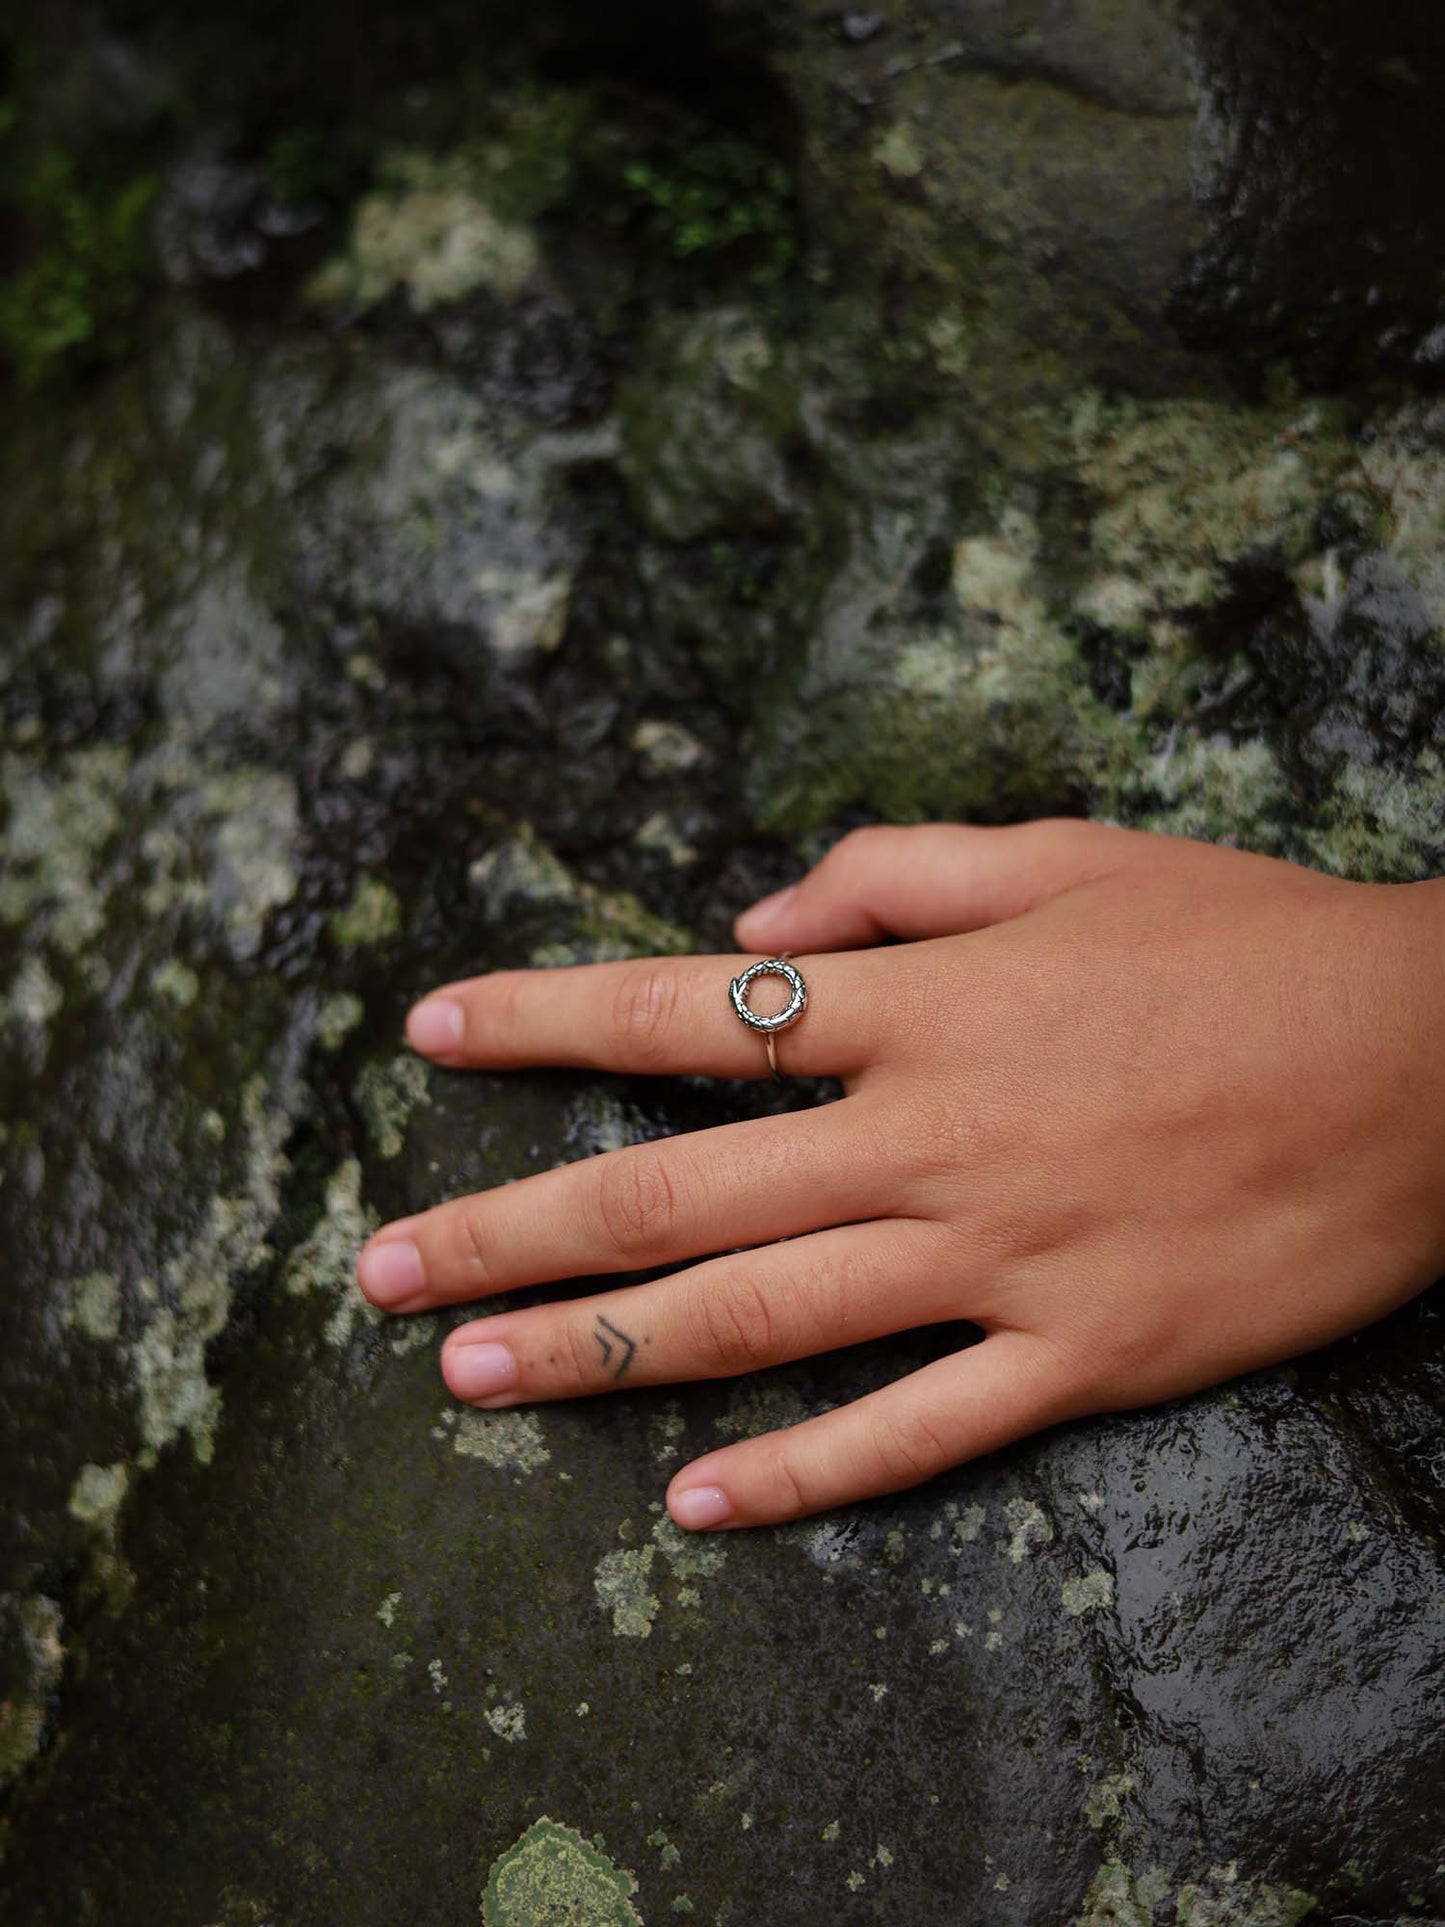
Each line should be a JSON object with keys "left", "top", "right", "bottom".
{"left": 594, "top": 1314, "right": 639, "bottom": 1381}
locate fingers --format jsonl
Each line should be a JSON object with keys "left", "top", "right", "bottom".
{"left": 357, "top": 1101, "right": 897, "bottom": 1312}
{"left": 404, "top": 950, "right": 882, "bottom": 1080}
{"left": 436, "top": 1219, "right": 964, "bottom": 1404}
{"left": 735, "top": 819, "right": 1138, "bottom": 952}
{"left": 665, "top": 1333, "right": 1072, "bottom": 1530}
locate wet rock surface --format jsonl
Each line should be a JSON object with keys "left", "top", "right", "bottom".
{"left": 2, "top": 3, "right": 1444, "bottom": 1922}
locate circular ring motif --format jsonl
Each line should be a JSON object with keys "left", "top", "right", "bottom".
{"left": 729, "top": 957, "right": 808, "bottom": 1034}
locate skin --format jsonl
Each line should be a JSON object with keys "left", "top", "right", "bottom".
{"left": 355, "top": 820, "right": 1445, "bottom": 1531}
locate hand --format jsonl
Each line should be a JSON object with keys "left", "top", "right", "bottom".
{"left": 356, "top": 822, "right": 1445, "bottom": 1530}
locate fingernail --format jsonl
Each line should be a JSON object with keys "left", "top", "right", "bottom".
{"left": 446, "top": 1340, "right": 519, "bottom": 1402}
{"left": 407, "top": 997, "right": 465, "bottom": 1055}
{"left": 668, "top": 1485, "right": 734, "bottom": 1532}
{"left": 357, "top": 1239, "right": 425, "bottom": 1305}
{"left": 736, "top": 885, "right": 795, "bottom": 943}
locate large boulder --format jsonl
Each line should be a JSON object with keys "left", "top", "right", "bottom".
{"left": 1, "top": 3, "right": 1443, "bottom": 1923}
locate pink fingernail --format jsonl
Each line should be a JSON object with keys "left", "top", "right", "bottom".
{"left": 446, "top": 1341, "right": 518, "bottom": 1402}
{"left": 357, "top": 1239, "right": 425, "bottom": 1305}
{"left": 407, "top": 997, "right": 465, "bottom": 1055}
{"left": 669, "top": 1485, "right": 733, "bottom": 1531}
{"left": 736, "top": 885, "right": 795, "bottom": 941}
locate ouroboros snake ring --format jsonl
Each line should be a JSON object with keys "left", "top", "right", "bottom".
{"left": 728, "top": 955, "right": 808, "bottom": 1080}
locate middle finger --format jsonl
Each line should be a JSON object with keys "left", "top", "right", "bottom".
{"left": 356, "top": 1099, "right": 898, "bottom": 1313}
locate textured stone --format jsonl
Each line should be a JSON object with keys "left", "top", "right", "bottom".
{"left": 1, "top": 3, "right": 1444, "bottom": 1924}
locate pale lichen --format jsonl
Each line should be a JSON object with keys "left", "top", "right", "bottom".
{"left": 473, "top": 564, "right": 572, "bottom": 657}
{"left": 284, "top": 1160, "right": 380, "bottom": 1349}
{"left": 67, "top": 1462, "right": 134, "bottom": 1609}
{"left": 482, "top": 1818, "right": 641, "bottom": 1927}
{"left": 311, "top": 151, "right": 540, "bottom": 314}
{"left": 1074, "top": 1861, "right": 1316, "bottom": 1927}
{"left": 67, "top": 1270, "right": 122, "bottom": 1343}
{"left": 1002, "top": 1496, "right": 1055, "bottom": 1564}
{"left": 151, "top": 958, "right": 200, "bottom": 1007}
{"left": 206, "top": 770, "right": 300, "bottom": 959}
{"left": 484, "top": 1702, "right": 527, "bottom": 1744}
{"left": 67, "top": 1462, "right": 130, "bottom": 1536}
{"left": 632, "top": 719, "right": 706, "bottom": 775}
{"left": 330, "top": 876, "right": 401, "bottom": 950}
{"left": 316, "top": 992, "right": 365, "bottom": 1051}
{"left": 594, "top": 1544, "right": 661, "bottom": 1639}
{"left": 0, "top": 1595, "right": 63, "bottom": 1791}
{"left": 0, "top": 744, "right": 128, "bottom": 954}
{"left": 1084, "top": 1772, "right": 1136, "bottom": 1830}
{"left": 1062, "top": 1569, "right": 1116, "bottom": 1618}
{"left": 128, "top": 1076, "right": 293, "bottom": 1466}
{"left": 470, "top": 823, "right": 696, "bottom": 967}
{"left": 354, "top": 1053, "right": 431, "bottom": 1159}
{"left": 452, "top": 1409, "right": 551, "bottom": 1474}
{"left": 1, "top": 955, "right": 64, "bottom": 1046}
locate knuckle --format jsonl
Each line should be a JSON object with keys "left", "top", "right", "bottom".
{"left": 757, "top": 1442, "right": 815, "bottom": 1521}
{"left": 457, "top": 1203, "right": 495, "bottom": 1288}
{"left": 594, "top": 1147, "right": 679, "bottom": 1262}
{"left": 558, "top": 1315, "right": 598, "bottom": 1391}
{"left": 825, "top": 824, "right": 899, "bottom": 880}
{"left": 689, "top": 1270, "right": 779, "bottom": 1375}
{"left": 610, "top": 962, "right": 685, "bottom": 1069}
{"left": 870, "top": 1405, "right": 954, "bottom": 1490}
{"left": 1021, "top": 815, "right": 1127, "bottom": 872}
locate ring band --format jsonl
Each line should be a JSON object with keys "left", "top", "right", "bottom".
{"left": 729, "top": 955, "right": 808, "bottom": 1080}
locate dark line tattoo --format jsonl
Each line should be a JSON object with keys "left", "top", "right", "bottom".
{"left": 594, "top": 1314, "right": 639, "bottom": 1382}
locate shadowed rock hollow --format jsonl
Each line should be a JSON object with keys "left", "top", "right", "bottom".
{"left": 1, "top": 2, "right": 1443, "bottom": 1922}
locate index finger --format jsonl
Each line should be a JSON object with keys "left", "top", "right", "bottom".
{"left": 403, "top": 951, "right": 888, "bottom": 1080}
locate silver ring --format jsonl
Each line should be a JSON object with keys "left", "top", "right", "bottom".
{"left": 729, "top": 956, "right": 808, "bottom": 1079}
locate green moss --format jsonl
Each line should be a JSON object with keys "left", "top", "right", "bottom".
{"left": 0, "top": 150, "right": 158, "bottom": 386}
{"left": 623, "top": 134, "right": 794, "bottom": 275}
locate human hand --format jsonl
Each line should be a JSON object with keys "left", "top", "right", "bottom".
{"left": 356, "top": 822, "right": 1445, "bottom": 1530}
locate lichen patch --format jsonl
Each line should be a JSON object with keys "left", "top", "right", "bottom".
{"left": 482, "top": 1818, "right": 641, "bottom": 1926}
{"left": 452, "top": 1409, "right": 551, "bottom": 1475}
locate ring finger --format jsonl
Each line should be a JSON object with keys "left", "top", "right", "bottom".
{"left": 436, "top": 1218, "right": 971, "bottom": 1405}
{"left": 402, "top": 950, "right": 896, "bottom": 1082}
{"left": 356, "top": 1099, "right": 900, "bottom": 1313}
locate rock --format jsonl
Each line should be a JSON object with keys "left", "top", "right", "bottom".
{"left": 1, "top": 2, "right": 1444, "bottom": 1923}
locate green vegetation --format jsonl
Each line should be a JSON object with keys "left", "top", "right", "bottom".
{"left": 622, "top": 133, "right": 794, "bottom": 275}
{"left": 0, "top": 144, "right": 158, "bottom": 384}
